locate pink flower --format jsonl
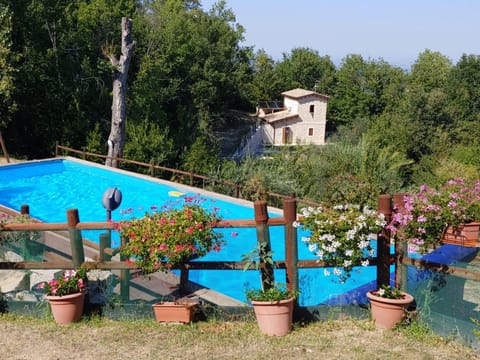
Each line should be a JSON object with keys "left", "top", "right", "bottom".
{"left": 78, "top": 279, "right": 85, "bottom": 289}
{"left": 417, "top": 215, "right": 427, "bottom": 222}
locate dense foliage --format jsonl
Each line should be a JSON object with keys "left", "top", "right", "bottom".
{"left": 2, "top": 0, "right": 480, "bottom": 204}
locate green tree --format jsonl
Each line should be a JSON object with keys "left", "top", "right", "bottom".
{"left": 181, "top": 135, "right": 220, "bottom": 175}
{"left": 404, "top": 50, "right": 453, "bottom": 160}
{"left": 123, "top": 119, "right": 175, "bottom": 169}
{"left": 0, "top": 2, "right": 16, "bottom": 129}
{"left": 249, "top": 50, "right": 281, "bottom": 105}
{"left": 329, "top": 55, "right": 406, "bottom": 128}
{"left": 5, "top": 0, "right": 136, "bottom": 158}
{"left": 129, "top": 0, "right": 252, "bottom": 164}
{"left": 275, "top": 47, "right": 336, "bottom": 95}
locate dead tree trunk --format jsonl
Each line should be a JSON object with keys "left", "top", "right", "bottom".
{"left": 105, "top": 17, "right": 135, "bottom": 168}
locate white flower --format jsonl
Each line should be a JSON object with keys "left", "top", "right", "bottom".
{"left": 308, "top": 243, "right": 318, "bottom": 252}
{"left": 320, "top": 233, "right": 335, "bottom": 242}
{"left": 292, "top": 221, "right": 300, "bottom": 228}
{"left": 358, "top": 240, "right": 370, "bottom": 249}
{"left": 343, "top": 260, "right": 352, "bottom": 267}
{"left": 316, "top": 250, "right": 324, "bottom": 259}
{"left": 346, "top": 229, "right": 356, "bottom": 240}
{"left": 377, "top": 288, "right": 385, "bottom": 297}
{"left": 361, "top": 259, "right": 369, "bottom": 267}
{"left": 301, "top": 236, "right": 311, "bottom": 243}
{"left": 324, "top": 269, "right": 331, "bottom": 276}
{"left": 345, "top": 249, "right": 354, "bottom": 257}
{"left": 333, "top": 268, "right": 343, "bottom": 276}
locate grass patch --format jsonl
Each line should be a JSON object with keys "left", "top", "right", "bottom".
{"left": 0, "top": 314, "right": 477, "bottom": 359}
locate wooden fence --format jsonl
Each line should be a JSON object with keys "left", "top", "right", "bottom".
{"left": 54, "top": 144, "right": 322, "bottom": 208}
{"left": 1, "top": 194, "right": 479, "bottom": 304}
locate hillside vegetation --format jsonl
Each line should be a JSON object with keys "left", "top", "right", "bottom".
{"left": 2, "top": 0, "right": 480, "bottom": 204}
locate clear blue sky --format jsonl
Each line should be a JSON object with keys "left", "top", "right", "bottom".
{"left": 201, "top": 0, "right": 480, "bottom": 69}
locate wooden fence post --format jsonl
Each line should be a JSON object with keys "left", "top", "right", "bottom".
{"left": 20, "top": 205, "right": 30, "bottom": 215}
{"left": 180, "top": 266, "right": 189, "bottom": 290}
{"left": 254, "top": 200, "right": 274, "bottom": 290}
{"left": 150, "top": 159, "right": 155, "bottom": 177}
{"left": 283, "top": 197, "right": 298, "bottom": 293}
{"left": 66, "top": 209, "right": 85, "bottom": 268}
{"left": 393, "top": 193, "right": 407, "bottom": 289}
{"left": 99, "top": 233, "right": 111, "bottom": 262}
{"left": 119, "top": 234, "right": 130, "bottom": 301}
{"left": 377, "top": 195, "right": 392, "bottom": 289}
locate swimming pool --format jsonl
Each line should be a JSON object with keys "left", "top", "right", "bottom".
{"left": 0, "top": 158, "right": 381, "bottom": 306}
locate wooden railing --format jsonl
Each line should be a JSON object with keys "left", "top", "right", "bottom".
{"left": 54, "top": 144, "right": 321, "bottom": 208}
{"left": 1, "top": 194, "right": 479, "bottom": 305}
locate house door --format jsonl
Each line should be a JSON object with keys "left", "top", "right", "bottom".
{"left": 282, "top": 127, "right": 292, "bottom": 144}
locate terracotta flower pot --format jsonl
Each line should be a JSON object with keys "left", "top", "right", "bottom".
{"left": 366, "top": 291, "right": 414, "bottom": 329}
{"left": 152, "top": 301, "right": 197, "bottom": 323}
{"left": 46, "top": 292, "right": 85, "bottom": 325}
{"left": 251, "top": 298, "right": 294, "bottom": 336}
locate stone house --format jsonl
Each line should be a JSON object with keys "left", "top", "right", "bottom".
{"left": 257, "top": 88, "right": 329, "bottom": 146}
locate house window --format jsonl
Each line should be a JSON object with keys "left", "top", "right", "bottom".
{"left": 309, "top": 104, "right": 314, "bottom": 113}
{"left": 308, "top": 128, "right": 314, "bottom": 136}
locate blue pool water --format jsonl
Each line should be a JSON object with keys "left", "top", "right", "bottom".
{"left": 0, "top": 158, "right": 381, "bottom": 306}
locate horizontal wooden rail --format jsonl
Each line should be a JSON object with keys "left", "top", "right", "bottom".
{"left": 2, "top": 221, "right": 115, "bottom": 231}
{"left": 2, "top": 218, "right": 287, "bottom": 232}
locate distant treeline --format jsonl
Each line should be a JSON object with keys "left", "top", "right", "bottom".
{"left": 1, "top": 0, "right": 480, "bottom": 205}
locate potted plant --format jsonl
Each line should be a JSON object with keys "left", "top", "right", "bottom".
{"left": 388, "top": 178, "right": 480, "bottom": 252}
{"left": 115, "top": 195, "right": 224, "bottom": 322}
{"left": 366, "top": 284, "right": 414, "bottom": 329}
{"left": 38, "top": 268, "right": 87, "bottom": 324}
{"left": 296, "top": 203, "right": 387, "bottom": 282}
{"left": 152, "top": 298, "right": 198, "bottom": 323}
{"left": 245, "top": 284, "right": 299, "bottom": 336}
{"left": 242, "top": 243, "right": 299, "bottom": 336}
